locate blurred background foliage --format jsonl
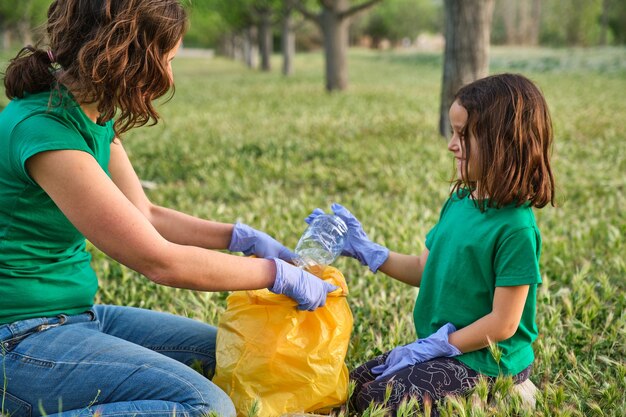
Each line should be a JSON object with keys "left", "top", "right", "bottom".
{"left": 1, "top": 0, "right": 625, "bottom": 51}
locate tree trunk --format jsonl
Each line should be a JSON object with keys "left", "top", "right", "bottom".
{"left": 17, "top": 20, "right": 32, "bottom": 46}
{"left": 233, "top": 33, "right": 244, "bottom": 62}
{"left": 600, "top": 0, "right": 609, "bottom": 46}
{"left": 258, "top": 9, "right": 272, "bottom": 71}
{"left": 295, "top": 0, "right": 382, "bottom": 91}
{"left": 500, "top": 0, "right": 540, "bottom": 45}
{"left": 502, "top": 0, "right": 517, "bottom": 44}
{"left": 439, "top": 0, "right": 495, "bottom": 138}
{"left": 220, "top": 33, "right": 235, "bottom": 59}
{"left": 282, "top": 1, "right": 295, "bottom": 76}
{"left": 321, "top": 0, "right": 350, "bottom": 91}
{"left": 518, "top": 0, "right": 531, "bottom": 44}
{"left": 244, "top": 26, "right": 259, "bottom": 69}
{"left": 528, "top": 0, "right": 542, "bottom": 46}
{"left": 1, "top": 28, "right": 11, "bottom": 50}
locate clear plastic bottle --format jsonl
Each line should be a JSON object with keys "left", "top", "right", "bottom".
{"left": 294, "top": 214, "right": 348, "bottom": 269}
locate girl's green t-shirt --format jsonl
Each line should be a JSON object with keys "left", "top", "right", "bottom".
{"left": 0, "top": 88, "right": 114, "bottom": 325}
{"left": 414, "top": 191, "right": 542, "bottom": 377}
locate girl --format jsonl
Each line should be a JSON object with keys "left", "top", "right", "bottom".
{"left": 307, "top": 73, "right": 555, "bottom": 415}
{"left": 0, "top": 1, "right": 336, "bottom": 416}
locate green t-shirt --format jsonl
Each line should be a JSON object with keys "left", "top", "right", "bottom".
{"left": 413, "top": 190, "right": 542, "bottom": 377}
{"left": 0, "top": 87, "right": 115, "bottom": 325}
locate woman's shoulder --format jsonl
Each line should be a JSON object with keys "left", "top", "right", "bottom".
{"left": 9, "top": 88, "right": 103, "bottom": 137}
{"left": 6, "top": 102, "right": 90, "bottom": 158}
{"left": 2, "top": 92, "right": 68, "bottom": 146}
{"left": 4, "top": 90, "right": 66, "bottom": 123}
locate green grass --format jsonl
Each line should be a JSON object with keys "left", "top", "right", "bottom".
{"left": 2, "top": 46, "right": 625, "bottom": 415}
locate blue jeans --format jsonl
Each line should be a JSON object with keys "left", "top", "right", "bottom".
{"left": 0, "top": 305, "right": 235, "bottom": 417}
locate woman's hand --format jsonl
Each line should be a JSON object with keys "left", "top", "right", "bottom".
{"left": 269, "top": 258, "right": 338, "bottom": 311}
{"left": 305, "top": 203, "right": 389, "bottom": 272}
{"left": 229, "top": 223, "right": 296, "bottom": 262}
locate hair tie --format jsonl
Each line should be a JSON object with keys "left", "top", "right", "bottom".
{"left": 47, "top": 49, "right": 56, "bottom": 64}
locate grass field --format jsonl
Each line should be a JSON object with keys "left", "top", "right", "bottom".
{"left": 1, "top": 46, "right": 625, "bottom": 416}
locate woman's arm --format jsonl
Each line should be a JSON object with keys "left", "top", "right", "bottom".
{"left": 448, "top": 285, "right": 530, "bottom": 353}
{"left": 26, "top": 148, "right": 275, "bottom": 291}
{"left": 378, "top": 249, "right": 429, "bottom": 287}
{"left": 108, "top": 138, "right": 235, "bottom": 250}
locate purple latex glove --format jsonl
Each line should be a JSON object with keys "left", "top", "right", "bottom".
{"left": 305, "top": 203, "right": 389, "bottom": 272}
{"left": 371, "top": 323, "right": 462, "bottom": 380}
{"left": 229, "top": 223, "right": 296, "bottom": 262}
{"left": 269, "top": 258, "right": 338, "bottom": 311}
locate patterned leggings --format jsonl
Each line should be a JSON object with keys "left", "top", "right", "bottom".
{"left": 349, "top": 352, "right": 531, "bottom": 416}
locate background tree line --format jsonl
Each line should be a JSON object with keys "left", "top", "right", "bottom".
{"left": 180, "top": 0, "right": 625, "bottom": 50}
{"left": 1, "top": 0, "right": 624, "bottom": 135}
{"left": 2, "top": 1, "right": 624, "bottom": 52}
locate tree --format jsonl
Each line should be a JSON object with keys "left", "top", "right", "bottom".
{"left": 0, "top": 0, "right": 48, "bottom": 49}
{"left": 359, "top": 0, "right": 443, "bottom": 47}
{"left": 251, "top": 0, "right": 283, "bottom": 71}
{"left": 294, "top": 0, "right": 383, "bottom": 91}
{"left": 209, "top": 0, "right": 284, "bottom": 71}
{"left": 600, "top": 0, "right": 610, "bottom": 45}
{"left": 439, "top": 0, "right": 495, "bottom": 138}
{"left": 281, "top": 0, "right": 297, "bottom": 76}
{"left": 212, "top": 0, "right": 259, "bottom": 68}
{"left": 496, "top": 0, "right": 541, "bottom": 45}
{"left": 539, "top": 0, "right": 604, "bottom": 46}
{"left": 184, "top": 1, "right": 228, "bottom": 48}
{"left": 607, "top": 0, "right": 626, "bottom": 44}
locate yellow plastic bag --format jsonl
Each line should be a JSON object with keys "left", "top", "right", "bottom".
{"left": 213, "top": 266, "right": 353, "bottom": 417}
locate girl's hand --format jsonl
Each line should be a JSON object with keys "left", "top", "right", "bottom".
{"left": 305, "top": 203, "right": 389, "bottom": 272}
{"left": 228, "top": 223, "right": 296, "bottom": 262}
{"left": 371, "top": 323, "right": 462, "bottom": 380}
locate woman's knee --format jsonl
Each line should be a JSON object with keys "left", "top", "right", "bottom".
{"left": 191, "top": 385, "right": 236, "bottom": 417}
{"left": 177, "top": 378, "right": 235, "bottom": 417}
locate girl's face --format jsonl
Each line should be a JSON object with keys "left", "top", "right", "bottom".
{"left": 448, "top": 100, "right": 479, "bottom": 182}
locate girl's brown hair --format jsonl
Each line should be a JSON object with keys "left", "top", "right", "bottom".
{"left": 451, "top": 73, "right": 555, "bottom": 209}
{"left": 4, "top": 0, "right": 188, "bottom": 136}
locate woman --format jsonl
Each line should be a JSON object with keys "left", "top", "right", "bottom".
{"left": 0, "top": 1, "right": 335, "bottom": 416}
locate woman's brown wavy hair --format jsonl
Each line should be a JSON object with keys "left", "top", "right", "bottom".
{"left": 451, "top": 73, "right": 556, "bottom": 210}
{"left": 4, "top": 0, "right": 188, "bottom": 136}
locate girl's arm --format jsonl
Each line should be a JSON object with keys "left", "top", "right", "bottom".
{"left": 378, "top": 249, "right": 429, "bottom": 287}
{"left": 368, "top": 284, "right": 530, "bottom": 379}
{"left": 108, "top": 138, "right": 235, "bottom": 250}
{"left": 26, "top": 148, "right": 276, "bottom": 291}
{"left": 448, "top": 285, "right": 530, "bottom": 352}
{"left": 319, "top": 203, "right": 428, "bottom": 285}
